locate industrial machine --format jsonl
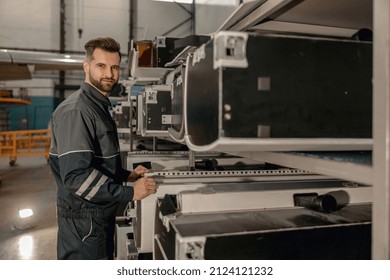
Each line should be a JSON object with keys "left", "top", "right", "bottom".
{"left": 116, "top": 0, "right": 374, "bottom": 260}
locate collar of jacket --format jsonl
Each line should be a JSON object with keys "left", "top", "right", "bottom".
{"left": 81, "top": 82, "right": 112, "bottom": 108}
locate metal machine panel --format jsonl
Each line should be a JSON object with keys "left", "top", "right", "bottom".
{"left": 153, "top": 36, "right": 179, "bottom": 67}
{"left": 126, "top": 150, "right": 273, "bottom": 173}
{"left": 153, "top": 178, "right": 370, "bottom": 258}
{"left": 137, "top": 84, "right": 172, "bottom": 137}
{"left": 129, "top": 162, "right": 320, "bottom": 252}
{"left": 126, "top": 151, "right": 356, "bottom": 254}
{"left": 177, "top": 181, "right": 371, "bottom": 214}
{"left": 127, "top": 151, "right": 276, "bottom": 253}
{"left": 154, "top": 203, "right": 371, "bottom": 260}
{"left": 133, "top": 181, "right": 204, "bottom": 253}
{"left": 112, "top": 101, "right": 132, "bottom": 129}
{"left": 127, "top": 151, "right": 193, "bottom": 171}
{"left": 184, "top": 31, "right": 372, "bottom": 152}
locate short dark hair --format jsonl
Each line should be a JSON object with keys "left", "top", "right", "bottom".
{"left": 84, "top": 37, "right": 121, "bottom": 61}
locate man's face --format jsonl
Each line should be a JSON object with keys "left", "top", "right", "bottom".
{"left": 83, "top": 48, "right": 121, "bottom": 95}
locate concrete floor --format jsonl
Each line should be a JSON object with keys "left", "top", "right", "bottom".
{"left": 0, "top": 156, "right": 57, "bottom": 260}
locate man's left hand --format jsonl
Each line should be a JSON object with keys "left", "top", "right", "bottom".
{"left": 128, "top": 165, "right": 149, "bottom": 182}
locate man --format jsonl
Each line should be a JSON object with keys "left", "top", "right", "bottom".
{"left": 49, "top": 37, "right": 157, "bottom": 259}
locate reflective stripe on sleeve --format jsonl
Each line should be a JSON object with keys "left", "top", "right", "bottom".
{"left": 85, "top": 175, "right": 108, "bottom": 201}
{"left": 76, "top": 169, "right": 99, "bottom": 196}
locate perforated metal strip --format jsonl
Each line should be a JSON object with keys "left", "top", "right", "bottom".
{"left": 145, "top": 169, "right": 311, "bottom": 179}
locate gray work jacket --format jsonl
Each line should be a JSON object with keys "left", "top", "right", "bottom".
{"left": 49, "top": 82, "right": 132, "bottom": 218}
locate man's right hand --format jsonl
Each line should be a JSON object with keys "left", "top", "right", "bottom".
{"left": 132, "top": 177, "right": 158, "bottom": 201}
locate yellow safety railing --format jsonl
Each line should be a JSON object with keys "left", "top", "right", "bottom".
{"left": 0, "top": 129, "right": 51, "bottom": 166}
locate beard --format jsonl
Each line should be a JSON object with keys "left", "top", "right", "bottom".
{"left": 88, "top": 72, "right": 118, "bottom": 94}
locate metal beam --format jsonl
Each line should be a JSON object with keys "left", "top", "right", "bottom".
{"left": 59, "top": 0, "right": 66, "bottom": 101}
{"left": 372, "top": 0, "right": 390, "bottom": 260}
{"left": 129, "top": 0, "right": 137, "bottom": 41}
{"left": 191, "top": 0, "right": 195, "bottom": 34}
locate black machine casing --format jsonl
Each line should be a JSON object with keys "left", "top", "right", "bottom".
{"left": 153, "top": 36, "right": 179, "bottom": 67}
{"left": 154, "top": 202, "right": 371, "bottom": 260}
{"left": 153, "top": 35, "right": 211, "bottom": 67}
{"left": 184, "top": 31, "right": 372, "bottom": 151}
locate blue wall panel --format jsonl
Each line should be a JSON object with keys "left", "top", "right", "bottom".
{"left": 8, "top": 97, "right": 60, "bottom": 130}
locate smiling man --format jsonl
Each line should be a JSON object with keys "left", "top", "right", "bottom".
{"left": 49, "top": 37, "right": 157, "bottom": 260}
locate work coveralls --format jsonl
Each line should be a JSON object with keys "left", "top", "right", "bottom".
{"left": 49, "top": 82, "right": 133, "bottom": 259}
